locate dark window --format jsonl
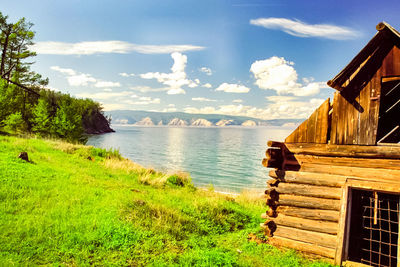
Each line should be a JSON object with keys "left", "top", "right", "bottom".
{"left": 347, "top": 189, "right": 399, "bottom": 267}
{"left": 377, "top": 76, "right": 400, "bottom": 143}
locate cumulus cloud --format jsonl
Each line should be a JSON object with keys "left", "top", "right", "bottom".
{"left": 250, "top": 56, "right": 328, "bottom": 96}
{"left": 250, "top": 18, "right": 359, "bottom": 39}
{"left": 94, "top": 81, "right": 121, "bottom": 88}
{"left": 199, "top": 67, "right": 212, "bottom": 75}
{"left": 129, "top": 85, "right": 168, "bottom": 93}
{"left": 100, "top": 96, "right": 161, "bottom": 111}
{"left": 119, "top": 72, "right": 135, "bottom": 77}
{"left": 123, "top": 97, "right": 161, "bottom": 105}
{"left": 76, "top": 91, "right": 134, "bottom": 100}
{"left": 233, "top": 99, "right": 243, "bottom": 103}
{"left": 215, "top": 83, "right": 250, "bottom": 93}
{"left": 51, "top": 65, "right": 120, "bottom": 88}
{"left": 202, "top": 83, "right": 212, "bottom": 88}
{"left": 102, "top": 103, "right": 128, "bottom": 111}
{"left": 32, "top": 41, "right": 205, "bottom": 55}
{"left": 192, "top": 97, "right": 217, "bottom": 102}
{"left": 265, "top": 95, "right": 296, "bottom": 102}
{"left": 264, "top": 97, "right": 325, "bottom": 119}
{"left": 50, "top": 66, "right": 75, "bottom": 76}
{"left": 184, "top": 97, "right": 324, "bottom": 120}
{"left": 185, "top": 104, "right": 264, "bottom": 118}
{"left": 163, "top": 104, "right": 177, "bottom": 112}
{"left": 140, "top": 52, "right": 200, "bottom": 95}
{"left": 163, "top": 107, "right": 177, "bottom": 112}
{"left": 67, "top": 73, "right": 96, "bottom": 86}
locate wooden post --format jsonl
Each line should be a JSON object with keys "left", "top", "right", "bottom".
{"left": 334, "top": 185, "right": 349, "bottom": 265}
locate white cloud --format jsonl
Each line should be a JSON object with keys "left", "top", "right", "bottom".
{"left": 103, "top": 88, "right": 113, "bottom": 92}
{"left": 102, "top": 103, "right": 129, "bottom": 111}
{"left": 123, "top": 97, "right": 161, "bottom": 105}
{"left": 67, "top": 73, "right": 96, "bottom": 86}
{"left": 184, "top": 97, "right": 325, "bottom": 120}
{"left": 100, "top": 96, "right": 161, "bottom": 111}
{"left": 94, "top": 81, "right": 121, "bottom": 88}
{"left": 200, "top": 67, "right": 212, "bottom": 75}
{"left": 263, "top": 97, "right": 325, "bottom": 119}
{"left": 250, "top": 56, "right": 328, "bottom": 96}
{"left": 265, "top": 95, "right": 296, "bottom": 102}
{"left": 76, "top": 91, "right": 134, "bottom": 100}
{"left": 50, "top": 66, "right": 76, "bottom": 76}
{"left": 32, "top": 41, "right": 205, "bottom": 55}
{"left": 119, "top": 72, "right": 135, "bottom": 77}
{"left": 192, "top": 97, "right": 217, "bottom": 102}
{"left": 233, "top": 99, "right": 243, "bottom": 103}
{"left": 163, "top": 107, "right": 177, "bottom": 112}
{"left": 51, "top": 65, "right": 121, "bottom": 88}
{"left": 250, "top": 18, "right": 359, "bottom": 39}
{"left": 184, "top": 106, "right": 218, "bottom": 114}
{"left": 202, "top": 83, "right": 212, "bottom": 88}
{"left": 140, "top": 52, "right": 200, "bottom": 95}
{"left": 167, "top": 88, "right": 186, "bottom": 95}
{"left": 215, "top": 83, "right": 250, "bottom": 93}
{"left": 129, "top": 85, "right": 168, "bottom": 93}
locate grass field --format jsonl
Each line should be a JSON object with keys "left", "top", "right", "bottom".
{"left": 0, "top": 135, "right": 332, "bottom": 266}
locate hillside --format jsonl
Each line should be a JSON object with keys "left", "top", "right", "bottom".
{"left": 0, "top": 136, "right": 330, "bottom": 266}
{"left": 107, "top": 110, "right": 302, "bottom": 127}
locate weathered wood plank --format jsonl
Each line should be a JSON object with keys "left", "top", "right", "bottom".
{"left": 272, "top": 225, "right": 337, "bottom": 249}
{"left": 368, "top": 72, "right": 380, "bottom": 145}
{"left": 275, "top": 183, "right": 342, "bottom": 199}
{"left": 392, "top": 45, "right": 400, "bottom": 74}
{"left": 269, "top": 170, "right": 345, "bottom": 187}
{"left": 276, "top": 206, "right": 340, "bottom": 222}
{"left": 306, "top": 106, "right": 317, "bottom": 143}
{"left": 318, "top": 98, "right": 330, "bottom": 144}
{"left": 267, "top": 141, "right": 400, "bottom": 159}
{"left": 285, "top": 98, "right": 330, "bottom": 144}
{"left": 264, "top": 214, "right": 338, "bottom": 235}
{"left": 298, "top": 119, "right": 307, "bottom": 143}
{"left": 346, "top": 178, "right": 400, "bottom": 193}
{"left": 337, "top": 93, "right": 345, "bottom": 145}
{"left": 330, "top": 92, "right": 339, "bottom": 144}
{"left": 268, "top": 236, "right": 336, "bottom": 259}
{"left": 359, "top": 79, "right": 369, "bottom": 144}
{"left": 295, "top": 162, "right": 400, "bottom": 183}
{"left": 334, "top": 185, "right": 350, "bottom": 265}
{"left": 278, "top": 194, "right": 341, "bottom": 210}
{"left": 285, "top": 154, "right": 400, "bottom": 171}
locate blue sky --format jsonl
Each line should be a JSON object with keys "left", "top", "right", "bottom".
{"left": 3, "top": 0, "right": 400, "bottom": 119}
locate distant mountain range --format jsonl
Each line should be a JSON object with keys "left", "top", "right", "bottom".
{"left": 106, "top": 110, "right": 302, "bottom": 127}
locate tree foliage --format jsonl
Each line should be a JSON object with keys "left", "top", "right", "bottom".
{"left": 0, "top": 12, "right": 110, "bottom": 142}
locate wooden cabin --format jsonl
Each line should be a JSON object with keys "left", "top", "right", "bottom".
{"left": 262, "top": 22, "right": 400, "bottom": 266}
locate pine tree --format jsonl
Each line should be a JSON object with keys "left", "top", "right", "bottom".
{"left": 31, "top": 98, "right": 51, "bottom": 136}
{"left": 3, "top": 112, "right": 27, "bottom": 134}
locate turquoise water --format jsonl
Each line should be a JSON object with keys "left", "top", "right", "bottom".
{"left": 87, "top": 126, "right": 292, "bottom": 193}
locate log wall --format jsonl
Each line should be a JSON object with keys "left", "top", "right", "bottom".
{"left": 262, "top": 141, "right": 400, "bottom": 264}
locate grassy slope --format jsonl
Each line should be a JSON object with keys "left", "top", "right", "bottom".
{"left": 0, "top": 136, "right": 331, "bottom": 266}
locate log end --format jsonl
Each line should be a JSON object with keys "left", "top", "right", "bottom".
{"left": 376, "top": 22, "right": 386, "bottom": 31}
{"left": 266, "top": 208, "right": 277, "bottom": 218}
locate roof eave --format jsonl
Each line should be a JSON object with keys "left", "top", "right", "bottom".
{"left": 327, "top": 22, "right": 400, "bottom": 91}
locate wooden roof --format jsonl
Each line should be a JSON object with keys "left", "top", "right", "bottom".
{"left": 327, "top": 22, "right": 400, "bottom": 91}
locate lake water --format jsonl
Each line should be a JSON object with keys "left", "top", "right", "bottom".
{"left": 87, "top": 126, "right": 293, "bottom": 193}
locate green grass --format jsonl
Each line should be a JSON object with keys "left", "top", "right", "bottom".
{"left": 0, "top": 135, "right": 332, "bottom": 266}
